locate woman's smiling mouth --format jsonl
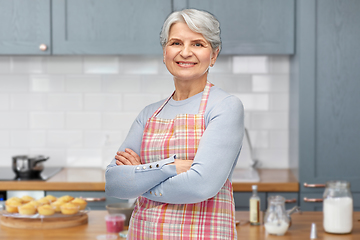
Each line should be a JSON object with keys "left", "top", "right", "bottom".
{"left": 177, "top": 61, "right": 197, "bottom": 67}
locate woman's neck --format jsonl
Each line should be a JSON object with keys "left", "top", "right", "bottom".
{"left": 172, "top": 79, "right": 207, "bottom": 101}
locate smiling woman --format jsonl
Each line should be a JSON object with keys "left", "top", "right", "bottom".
{"left": 105, "top": 9, "right": 244, "bottom": 240}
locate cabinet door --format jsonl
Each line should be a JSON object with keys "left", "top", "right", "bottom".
{"left": 46, "top": 191, "right": 126, "bottom": 210}
{"left": 187, "top": 0, "right": 294, "bottom": 54}
{"left": 0, "top": 0, "right": 51, "bottom": 55}
{"left": 233, "top": 192, "right": 266, "bottom": 211}
{"left": 52, "top": 0, "right": 172, "bottom": 55}
{"left": 293, "top": 0, "right": 360, "bottom": 193}
{"left": 266, "top": 192, "right": 299, "bottom": 210}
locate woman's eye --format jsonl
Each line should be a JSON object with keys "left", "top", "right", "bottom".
{"left": 194, "top": 43, "right": 203, "bottom": 47}
{"left": 172, "top": 42, "right": 180, "bottom": 46}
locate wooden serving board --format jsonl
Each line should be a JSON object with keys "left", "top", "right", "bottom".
{"left": 0, "top": 213, "right": 88, "bottom": 229}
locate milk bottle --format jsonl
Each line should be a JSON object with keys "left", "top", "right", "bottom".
{"left": 323, "top": 181, "right": 353, "bottom": 234}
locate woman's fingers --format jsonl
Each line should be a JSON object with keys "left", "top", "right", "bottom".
{"left": 125, "top": 148, "right": 141, "bottom": 164}
{"left": 115, "top": 149, "right": 141, "bottom": 165}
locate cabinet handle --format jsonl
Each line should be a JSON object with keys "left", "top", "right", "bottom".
{"left": 80, "top": 197, "right": 106, "bottom": 202}
{"left": 39, "top": 44, "right": 48, "bottom": 51}
{"left": 303, "top": 197, "right": 323, "bottom": 203}
{"left": 285, "top": 198, "right": 297, "bottom": 203}
{"left": 303, "top": 183, "right": 326, "bottom": 188}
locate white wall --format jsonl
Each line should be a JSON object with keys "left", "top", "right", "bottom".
{"left": 0, "top": 55, "right": 289, "bottom": 169}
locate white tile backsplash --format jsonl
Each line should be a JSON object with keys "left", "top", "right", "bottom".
{"left": 0, "top": 55, "right": 290, "bottom": 169}
{"left": 10, "top": 130, "right": 46, "bottom": 147}
{"left": 0, "top": 75, "right": 29, "bottom": 92}
{"left": 0, "top": 94, "right": 9, "bottom": 110}
{"left": 30, "top": 75, "right": 65, "bottom": 92}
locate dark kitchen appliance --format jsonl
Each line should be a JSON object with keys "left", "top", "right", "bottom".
{"left": 12, "top": 155, "right": 48, "bottom": 179}
{"left": 0, "top": 166, "right": 62, "bottom": 181}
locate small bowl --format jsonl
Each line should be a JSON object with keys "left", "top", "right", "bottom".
{"left": 106, "top": 202, "right": 134, "bottom": 226}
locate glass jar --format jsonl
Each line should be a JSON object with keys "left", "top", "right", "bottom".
{"left": 323, "top": 181, "right": 353, "bottom": 234}
{"left": 264, "top": 196, "right": 290, "bottom": 236}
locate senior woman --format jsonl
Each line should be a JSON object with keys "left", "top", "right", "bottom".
{"left": 105, "top": 9, "right": 244, "bottom": 239}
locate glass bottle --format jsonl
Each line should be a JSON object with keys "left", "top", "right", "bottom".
{"left": 249, "top": 185, "right": 261, "bottom": 225}
{"left": 323, "top": 180, "right": 353, "bottom": 234}
{"left": 264, "top": 195, "right": 290, "bottom": 236}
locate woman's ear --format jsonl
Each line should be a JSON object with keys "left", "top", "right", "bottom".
{"left": 210, "top": 48, "right": 220, "bottom": 67}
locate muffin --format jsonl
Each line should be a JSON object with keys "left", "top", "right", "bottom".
{"left": 5, "top": 200, "right": 23, "bottom": 213}
{"left": 58, "top": 195, "right": 74, "bottom": 203}
{"left": 37, "top": 197, "right": 51, "bottom": 206}
{"left": 71, "top": 198, "right": 87, "bottom": 210}
{"left": 60, "top": 202, "right": 79, "bottom": 215}
{"left": 51, "top": 200, "right": 65, "bottom": 213}
{"left": 21, "top": 195, "right": 35, "bottom": 204}
{"left": 38, "top": 204, "right": 55, "bottom": 216}
{"left": 6, "top": 197, "right": 22, "bottom": 204}
{"left": 27, "top": 200, "right": 41, "bottom": 209}
{"left": 18, "top": 203, "right": 36, "bottom": 215}
{"left": 44, "top": 195, "right": 57, "bottom": 203}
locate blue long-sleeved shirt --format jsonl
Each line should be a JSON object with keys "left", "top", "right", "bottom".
{"left": 105, "top": 85, "right": 244, "bottom": 204}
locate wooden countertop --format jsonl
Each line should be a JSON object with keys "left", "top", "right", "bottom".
{"left": 232, "top": 169, "right": 299, "bottom": 192}
{"left": 0, "top": 168, "right": 298, "bottom": 192}
{"left": 1, "top": 211, "right": 359, "bottom": 239}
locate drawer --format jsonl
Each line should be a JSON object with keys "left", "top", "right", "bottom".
{"left": 233, "top": 192, "right": 266, "bottom": 211}
{"left": 266, "top": 192, "right": 299, "bottom": 209}
{"left": 300, "top": 192, "right": 360, "bottom": 211}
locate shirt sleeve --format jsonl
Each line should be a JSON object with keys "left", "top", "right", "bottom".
{"left": 105, "top": 107, "right": 177, "bottom": 199}
{"left": 142, "top": 96, "right": 244, "bottom": 204}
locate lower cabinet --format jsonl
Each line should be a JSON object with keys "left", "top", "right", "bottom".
{"left": 300, "top": 192, "right": 360, "bottom": 212}
{"left": 233, "top": 192, "right": 299, "bottom": 212}
{"left": 45, "top": 191, "right": 126, "bottom": 210}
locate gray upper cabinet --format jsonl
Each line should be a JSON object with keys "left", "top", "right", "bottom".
{"left": 1, "top": 0, "right": 294, "bottom": 55}
{"left": 0, "top": 0, "right": 51, "bottom": 55}
{"left": 186, "top": 0, "right": 295, "bottom": 55}
{"left": 52, "top": 0, "right": 172, "bottom": 55}
{"left": 290, "top": 0, "right": 360, "bottom": 209}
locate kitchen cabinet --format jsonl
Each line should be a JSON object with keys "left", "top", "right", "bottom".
{"left": 233, "top": 192, "right": 299, "bottom": 212}
{"left": 45, "top": 191, "right": 125, "bottom": 210}
{"left": 290, "top": 0, "right": 360, "bottom": 210}
{"left": 0, "top": 0, "right": 171, "bottom": 55}
{"left": 175, "top": 0, "right": 295, "bottom": 55}
{"left": 52, "top": 0, "right": 172, "bottom": 55}
{"left": 0, "top": 0, "right": 51, "bottom": 55}
{"left": 1, "top": 0, "right": 294, "bottom": 55}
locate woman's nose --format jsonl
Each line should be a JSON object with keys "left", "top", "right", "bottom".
{"left": 180, "top": 45, "right": 192, "bottom": 58}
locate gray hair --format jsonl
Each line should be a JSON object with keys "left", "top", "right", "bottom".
{"left": 160, "top": 9, "right": 221, "bottom": 53}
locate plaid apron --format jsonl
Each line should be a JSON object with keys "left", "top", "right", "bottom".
{"left": 127, "top": 82, "right": 236, "bottom": 239}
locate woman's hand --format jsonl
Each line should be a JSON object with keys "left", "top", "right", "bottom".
{"left": 170, "top": 159, "right": 194, "bottom": 174}
{"left": 115, "top": 148, "right": 141, "bottom": 166}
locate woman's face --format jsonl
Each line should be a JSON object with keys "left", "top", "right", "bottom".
{"left": 163, "top": 22, "right": 218, "bottom": 83}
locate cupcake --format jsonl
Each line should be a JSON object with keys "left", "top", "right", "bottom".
{"left": 44, "top": 195, "right": 57, "bottom": 203}
{"left": 58, "top": 195, "right": 74, "bottom": 203}
{"left": 37, "top": 197, "right": 51, "bottom": 206}
{"left": 21, "top": 195, "right": 35, "bottom": 204}
{"left": 27, "top": 200, "right": 41, "bottom": 209}
{"left": 60, "top": 203, "right": 79, "bottom": 215}
{"left": 38, "top": 204, "right": 55, "bottom": 216}
{"left": 51, "top": 200, "right": 65, "bottom": 213}
{"left": 5, "top": 200, "right": 23, "bottom": 213}
{"left": 18, "top": 203, "right": 36, "bottom": 215}
{"left": 6, "top": 197, "right": 22, "bottom": 204}
{"left": 71, "top": 198, "right": 87, "bottom": 210}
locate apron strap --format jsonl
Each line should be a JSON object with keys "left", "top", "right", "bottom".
{"left": 151, "top": 81, "right": 212, "bottom": 118}
{"left": 198, "top": 81, "right": 212, "bottom": 115}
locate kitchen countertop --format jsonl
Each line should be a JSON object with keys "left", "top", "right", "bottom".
{"left": 0, "top": 168, "right": 298, "bottom": 192}
{"left": 0, "top": 211, "right": 359, "bottom": 239}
